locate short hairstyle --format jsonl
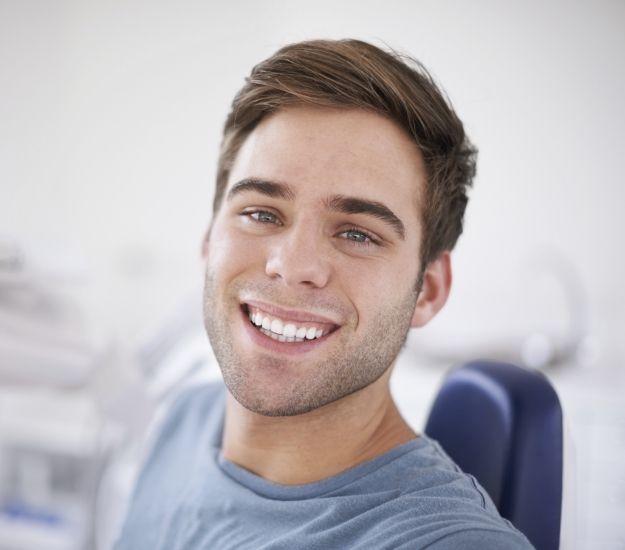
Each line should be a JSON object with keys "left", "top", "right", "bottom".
{"left": 213, "top": 39, "right": 477, "bottom": 271}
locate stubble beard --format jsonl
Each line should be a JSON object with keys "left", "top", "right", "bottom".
{"left": 203, "top": 272, "right": 418, "bottom": 417}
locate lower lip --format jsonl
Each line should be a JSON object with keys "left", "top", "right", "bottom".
{"left": 240, "top": 308, "right": 336, "bottom": 355}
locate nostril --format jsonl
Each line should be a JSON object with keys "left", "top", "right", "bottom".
{"left": 265, "top": 256, "right": 331, "bottom": 289}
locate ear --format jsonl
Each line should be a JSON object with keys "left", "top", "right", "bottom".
{"left": 410, "top": 251, "right": 452, "bottom": 328}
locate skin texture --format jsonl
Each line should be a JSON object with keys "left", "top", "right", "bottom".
{"left": 203, "top": 106, "right": 452, "bottom": 485}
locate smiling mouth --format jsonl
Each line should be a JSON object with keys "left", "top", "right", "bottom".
{"left": 242, "top": 304, "right": 339, "bottom": 343}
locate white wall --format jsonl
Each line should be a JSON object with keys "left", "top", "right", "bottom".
{"left": 1, "top": 0, "right": 623, "bottom": 417}
{"left": 3, "top": 0, "right": 623, "bottom": 367}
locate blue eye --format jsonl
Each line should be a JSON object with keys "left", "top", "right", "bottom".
{"left": 247, "top": 210, "right": 281, "bottom": 225}
{"left": 340, "top": 227, "right": 379, "bottom": 247}
{"left": 344, "top": 229, "right": 369, "bottom": 242}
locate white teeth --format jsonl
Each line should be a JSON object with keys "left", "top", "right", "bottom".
{"left": 270, "top": 319, "right": 283, "bottom": 335}
{"left": 248, "top": 307, "right": 331, "bottom": 343}
{"left": 261, "top": 328, "right": 278, "bottom": 340}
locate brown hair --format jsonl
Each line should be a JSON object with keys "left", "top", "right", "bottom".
{"left": 213, "top": 39, "right": 476, "bottom": 272}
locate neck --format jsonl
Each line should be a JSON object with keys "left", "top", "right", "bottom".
{"left": 221, "top": 369, "right": 417, "bottom": 485}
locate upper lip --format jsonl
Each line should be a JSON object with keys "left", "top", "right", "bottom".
{"left": 242, "top": 299, "right": 342, "bottom": 326}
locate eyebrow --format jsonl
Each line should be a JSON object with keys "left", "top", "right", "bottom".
{"left": 227, "top": 178, "right": 295, "bottom": 201}
{"left": 326, "top": 195, "right": 406, "bottom": 240}
{"left": 227, "top": 177, "right": 405, "bottom": 240}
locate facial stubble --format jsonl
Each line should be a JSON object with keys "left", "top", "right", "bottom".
{"left": 203, "top": 271, "right": 418, "bottom": 417}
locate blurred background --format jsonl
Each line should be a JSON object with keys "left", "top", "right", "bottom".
{"left": 1, "top": 0, "right": 624, "bottom": 548}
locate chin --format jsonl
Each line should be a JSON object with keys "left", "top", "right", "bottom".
{"left": 226, "top": 378, "right": 320, "bottom": 417}
{"left": 224, "top": 364, "right": 375, "bottom": 418}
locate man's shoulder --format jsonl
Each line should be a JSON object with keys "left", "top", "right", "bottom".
{"left": 395, "top": 528, "right": 534, "bottom": 549}
{"left": 344, "top": 436, "right": 534, "bottom": 548}
{"left": 357, "top": 435, "right": 494, "bottom": 507}
{"left": 159, "top": 380, "right": 225, "bottom": 431}
{"left": 140, "top": 380, "right": 225, "bottom": 467}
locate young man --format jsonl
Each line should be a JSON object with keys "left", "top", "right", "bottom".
{"left": 114, "top": 40, "right": 533, "bottom": 549}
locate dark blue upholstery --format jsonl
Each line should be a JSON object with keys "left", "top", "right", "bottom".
{"left": 424, "top": 360, "right": 563, "bottom": 550}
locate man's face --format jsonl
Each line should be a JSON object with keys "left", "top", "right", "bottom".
{"left": 203, "top": 106, "right": 426, "bottom": 416}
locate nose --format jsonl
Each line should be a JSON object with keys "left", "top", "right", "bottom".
{"left": 265, "top": 223, "right": 332, "bottom": 289}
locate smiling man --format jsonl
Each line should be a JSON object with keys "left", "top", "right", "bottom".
{"left": 114, "top": 40, "right": 533, "bottom": 549}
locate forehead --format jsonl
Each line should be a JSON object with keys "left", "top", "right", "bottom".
{"left": 228, "top": 106, "right": 426, "bottom": 227}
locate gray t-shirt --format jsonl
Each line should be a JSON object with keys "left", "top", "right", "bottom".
{"left": 114, "top": 382, "right": 533, "bottom": 549}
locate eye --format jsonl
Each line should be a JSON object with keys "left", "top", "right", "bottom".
{"left": 241, "top": 209, "right": 283, "bottom": 226}
{"left": 338, "top": 227, "right": 380, "bottom": 247}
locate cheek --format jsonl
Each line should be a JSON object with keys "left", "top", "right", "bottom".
{"left": 206, "top": 224, "right": 266, "bottom": 277}
{"left": 336, "top": 257, "right": 418, "bottom": 312}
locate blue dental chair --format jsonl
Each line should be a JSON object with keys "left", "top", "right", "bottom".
{"left": 425, "top": 360, "right": 564, "bottom": 550}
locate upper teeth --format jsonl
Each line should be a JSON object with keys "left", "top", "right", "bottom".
{"left": 248, "top": 308, "right": 325, "bottom": 341}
